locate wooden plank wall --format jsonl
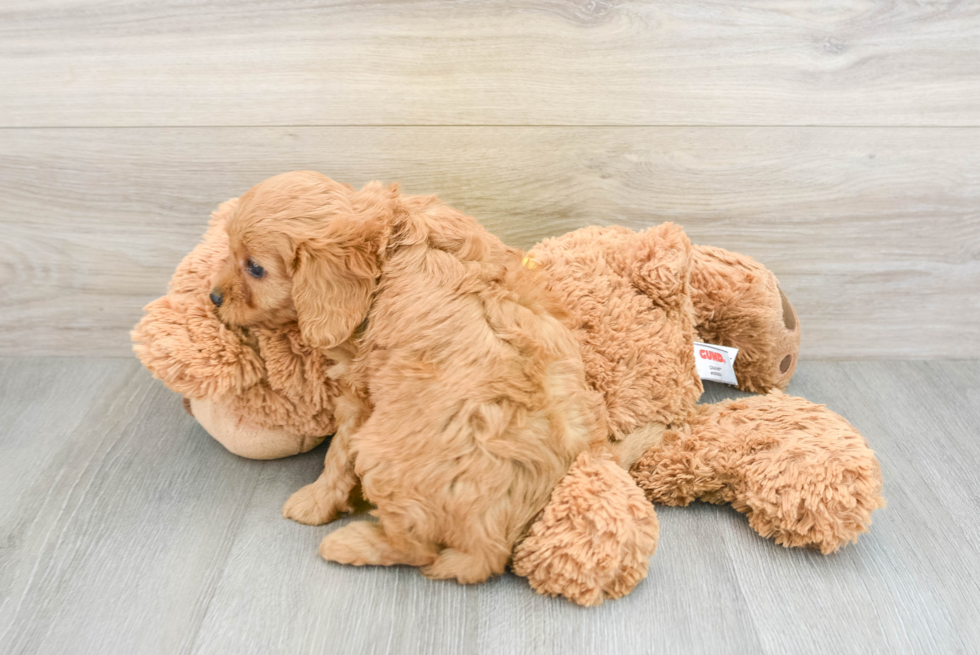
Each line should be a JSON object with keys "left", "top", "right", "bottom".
{"left": 1, "top": 1, "right": 978, "bottom": 357}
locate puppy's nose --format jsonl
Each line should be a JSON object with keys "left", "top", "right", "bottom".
{"left": 209, "top": 289, "right": 223, "bottom": 307}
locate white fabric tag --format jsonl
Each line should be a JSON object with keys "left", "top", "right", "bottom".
{"left": 693, "top": 341, "right": 739, "bottom": 386}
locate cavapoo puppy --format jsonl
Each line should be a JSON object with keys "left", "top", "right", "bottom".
{"left": 211, "top": 171, "right": 607, "bottom": 583}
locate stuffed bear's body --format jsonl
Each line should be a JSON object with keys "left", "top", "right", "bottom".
{"left": 133, "top": 189, "right": 881, "bottom": 606}
{"left": 529, "top": 224, "right": 702, "bottom": 442}
{"left": 134, "top": 200, "right": 799, "bottom": 459}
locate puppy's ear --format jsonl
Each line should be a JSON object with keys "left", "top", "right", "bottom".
{"left": 292, "top": 239, "right": 379, "bottom": 349}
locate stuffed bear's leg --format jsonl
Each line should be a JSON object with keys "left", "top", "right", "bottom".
{"left": 512, "top": 448, "right": 659, "bottom": 606}
{"left": 631, "top": 393, "right": 884, "bottom": 554}
{"left": 689, "top": 245, "right": 801, "bottom": 393}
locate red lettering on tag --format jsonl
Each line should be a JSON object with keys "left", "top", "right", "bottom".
{"left": 699, "top": 349, "right": 725, "bottom": 363}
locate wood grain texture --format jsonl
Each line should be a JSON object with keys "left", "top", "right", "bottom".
{"left": 1, "top": 126, "right": 978, "bottom": 358}
{"left": 1, "top": 359, "right": 978, "bottom": 654}
{"left": 0, "top": 359, "right": 266, "bottom": 654}
{"left": 712, "top": 362, "right": 980, "bottom": 654}
{"left": 1, "top": 1, "right": 979, "bottom": 127}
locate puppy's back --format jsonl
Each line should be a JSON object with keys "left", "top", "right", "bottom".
{"left": 352, "top": 217, "right": 603, "bottom": 572}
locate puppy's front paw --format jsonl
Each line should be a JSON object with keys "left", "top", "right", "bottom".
{"left": 282, "top": 483, "right": 337, "bottom": 525}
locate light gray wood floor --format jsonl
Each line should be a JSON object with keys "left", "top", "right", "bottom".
{"left": 1, "top": 359, "right": 978, "bottom": 654}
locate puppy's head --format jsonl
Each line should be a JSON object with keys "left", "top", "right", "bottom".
{"left": 211, "top": 171, "right": 394, "bottom": 349}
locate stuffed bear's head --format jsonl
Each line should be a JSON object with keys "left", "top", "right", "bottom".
{"left": 131, "top": 193, "right": 341, "bottom": 450}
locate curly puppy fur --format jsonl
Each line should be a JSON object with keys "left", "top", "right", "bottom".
{"left": 215, "top": 171, "right": 607, "bottom": 583}
{"left": 631, "top": 392, "right": 885, "bottom": 553}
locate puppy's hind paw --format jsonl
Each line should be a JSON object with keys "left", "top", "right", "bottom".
{"left": 320, "top": 522, "right": 386, "bottom": 566}
{"left": 320, "top": 522, "right": 434, "bottom": 568}
{"left": 420, "top": 547, "right": 504, "bottom": 584}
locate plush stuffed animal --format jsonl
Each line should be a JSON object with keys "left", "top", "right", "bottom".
{"left": 133, "top": 190, "right": 883, "bottom": 606}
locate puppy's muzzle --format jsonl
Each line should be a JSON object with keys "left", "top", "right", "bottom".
{"left": 209, "top": 289, "right": 224, "bottom": 307}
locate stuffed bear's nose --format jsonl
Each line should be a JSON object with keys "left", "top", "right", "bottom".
{"left": 209, "top": 289, "right": 223, "bottom": 307}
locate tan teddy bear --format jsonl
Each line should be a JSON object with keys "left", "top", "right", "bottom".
{"left": 133, "top": 187, "right": 883, "bottom": 606}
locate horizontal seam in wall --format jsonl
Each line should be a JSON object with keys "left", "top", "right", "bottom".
{"left": 2, "top": 124, "right": 980, "bottom": 130}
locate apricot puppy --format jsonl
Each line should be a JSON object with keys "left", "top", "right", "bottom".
{"left": 212, "top": 171, "right": 606, "bottom": 583}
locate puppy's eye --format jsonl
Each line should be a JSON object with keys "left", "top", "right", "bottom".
{"left": 246, "top": 259, "right": 265, "bottom": 279}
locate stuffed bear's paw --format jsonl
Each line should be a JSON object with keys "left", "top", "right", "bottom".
{"left": 282, "top": 483, "right": 342, "bottom": 525}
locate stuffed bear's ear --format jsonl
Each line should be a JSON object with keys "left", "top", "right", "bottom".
{"left": 292, "top": 235, "right": 380, "bottom": 350}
